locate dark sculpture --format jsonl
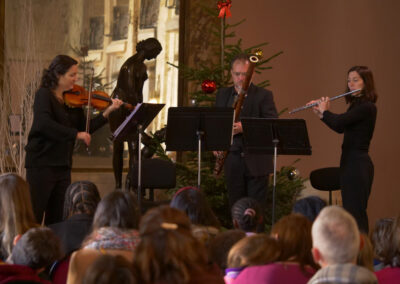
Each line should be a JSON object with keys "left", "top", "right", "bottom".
{"left": 109, "top": 37, "right": 162, "bottom": 189}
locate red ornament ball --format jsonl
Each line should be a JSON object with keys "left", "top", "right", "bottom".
{"left": 201, "top": 79, "right": 216, "bottom": 94}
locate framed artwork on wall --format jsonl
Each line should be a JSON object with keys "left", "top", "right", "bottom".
{"left": 112, "top": 6, "right": 129, "bottom": 41}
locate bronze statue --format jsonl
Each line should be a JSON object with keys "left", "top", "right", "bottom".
{"left": 109, "top": 37, "right": 162, "bottom": 189}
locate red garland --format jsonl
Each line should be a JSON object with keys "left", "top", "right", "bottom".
{"left": 217, "top": 0, "right": 232, "bottom": 18}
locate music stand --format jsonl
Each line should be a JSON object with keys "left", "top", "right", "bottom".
{"left": 111, "top": 103, "right": 165, "bottom": 211}
{"left": 241, "top": 118, "right": 312, "bottom": 225}
{"left": 165, "top": 107, "right": 234, "bottom": 189}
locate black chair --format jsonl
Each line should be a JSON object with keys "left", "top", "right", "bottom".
{"left": 129, "top": 158, "right": 176, "bottom": 211}
{"left": 309, "top": 167, "right": 340, "bottom": 205}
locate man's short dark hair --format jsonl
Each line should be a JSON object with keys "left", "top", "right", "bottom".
{"left": 230, "top": 53, "right": 249, "bottom": 69}
{"left": 11, "top": 227, "right": 63, "bottom": 270}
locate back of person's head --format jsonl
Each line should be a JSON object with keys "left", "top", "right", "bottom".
{"left": 292, "top": 196, "right": 326, "bottom": 222}
{"left": 312, "top": 206, "right": 360, "bottom": 265}
{"left": 357, "top": 233, "right": 374, "bottom": 271}
{"left": 0, "top": 173, "right": 37, "bottom": 258}
{"left": 92, "top": 191, "right": 139, "bottom": 230}
{"left": 271, "top": 213, "right": 317, "bottom": 270}
{"left": 208, "top": 229, "right": 246, "bottom": 271}
{"left": 370, "top": 217, "right": 394, "bottom": 263}
{"left": 11, "top": 227, "right": 63, "bottom": 270}
{"left": 63, "top": 181, "right": 101, "bottom": 220}
{"left": 227, "top": 234, "right": 280, "bottom": 269}
{"left": 231, "top": 197, "right": 262, "bottom": 233}
{"left": 133, "top": 205, "right": 207, "bottom": 284}
{"left": 378, "top": 215, "right": 400, "bottom": 267}
{"left": 83, "top": 254, "right": 135, "bottom": 284}
{"left": 41, "top": 54, "right": 78, "bottom": 89}
{"left": 170, "top": 187, "right": 220, "bottom": 228}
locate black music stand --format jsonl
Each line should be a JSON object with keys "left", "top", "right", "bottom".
{"left": 111, "top": 103, "right": 165, "bottom": 211}
{"left": 241, "top": 118, "right": 312, "bottom": 225}
{"left": 165, "top": 107, "right": 234, "bottom": 189}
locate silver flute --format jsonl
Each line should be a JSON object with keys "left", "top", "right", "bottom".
{"left": 289, "top": 89, "right": 362, "bottom": 114}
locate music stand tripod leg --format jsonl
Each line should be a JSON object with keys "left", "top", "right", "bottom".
{"left": 197, "top": 130, "right": 204, "bottom": 189}
{"left": 137, "top": 124, "right": 143, "bottom": 213}
{"left": 271, "top": 138, "right": 279, "bottom": 226}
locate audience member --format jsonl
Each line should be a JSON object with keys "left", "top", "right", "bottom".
{"left": 49, "top": 181, "right": 101, "bottom": 254}
{"left": 292, "top": 196, "right": 326, "bottom": 222}
{"left": 82, "top": 254, "right": 135, "bottom": 284}
{"left": 233, "top": 213, "right": 317, "bottom": 284}
{"left": 370, "top": 217, "right": 394, "bottom": 271}
{"left": 67, "top": 191, "right": 140, "bottom": 284}
{"left": 11, "top": 227, "right": 63, "bottom": 269}
{"left": 357, "top": 233, "right": 374, "bottom": 271}
{"left": 0, "top": 227, "right": 63, "bottom": 284}
{"left": 133, "top": 205, "right": 224, "bottom": 284}
{"left": 170, "top": 187, "right": 220, "bottom": 246}
{"left": 374, "top": 215, "right": 400, "bottom": 284}
{"left": 231, "top": 197, "right": 263, "bottom": 234}
{"left": 0, "top": 173, "right": 38, "bottom": 260}
{"left": 309, "top": 206, "right": 377, "bottom": 284}
{"left": 208, "top": 229, "right": 246, "bottom": 273}
{"left": 225, "top": 234, "right": 280, "bottom": 283}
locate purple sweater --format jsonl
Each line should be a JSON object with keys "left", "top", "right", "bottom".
{"left": 232, "top": 262, "right": 315, "bottom": 284}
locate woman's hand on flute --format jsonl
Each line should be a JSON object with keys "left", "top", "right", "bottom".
{"left": 307, "top": 97, "right": 330, "bottom": 119}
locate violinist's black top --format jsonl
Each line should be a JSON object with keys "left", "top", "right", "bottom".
{"left": 25, "top": 87, "right": 107, "bottom": 168}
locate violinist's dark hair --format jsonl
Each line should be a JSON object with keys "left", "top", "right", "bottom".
{"left": 345, "top": 65, "right": 378, "bottom": 104}
{"left": 231, "top": 197, "right": 262, "bottom": 233}
{"left": 41, "top": 55, "right": 77, "bottom": 90}
{"left": 62, "top": 181, "right": 101, "bottom": 220}
{"left": 136, "top": 38, "right": 162, "bottom": 60}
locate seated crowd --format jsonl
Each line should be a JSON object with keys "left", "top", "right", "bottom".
{"left": 0, "top": 172, "right": 399, "bottom": 284}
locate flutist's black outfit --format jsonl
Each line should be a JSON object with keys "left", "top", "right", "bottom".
{"left": 216, "top": 83, "right": 278, "bottom": 208}
{"left": 322, "top": 99, "right": 377, "bottom": 233}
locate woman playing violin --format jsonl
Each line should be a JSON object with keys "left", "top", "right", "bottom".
{"left": 309, "top": 66, "right": 377, "bottom": 233}
{"left": 25, "top": 55, "right": 123, "bottom": 225}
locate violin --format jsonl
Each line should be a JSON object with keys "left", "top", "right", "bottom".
{"left": 63, "top": 84, "right": 134, "bottom": 110}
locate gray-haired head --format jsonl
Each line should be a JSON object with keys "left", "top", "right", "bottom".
{"left": 312, "top": 206, "right": 360, "bottom": 265}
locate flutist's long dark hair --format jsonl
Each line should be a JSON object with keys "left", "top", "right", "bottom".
{"left": 345, "top": 66, "right": 378, "bottom": 104}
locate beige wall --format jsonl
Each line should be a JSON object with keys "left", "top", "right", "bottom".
{"left": 228, "top": 0, "right": 400, "bottom": 227}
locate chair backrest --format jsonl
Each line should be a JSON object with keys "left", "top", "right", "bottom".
{"left": 130, "top": 158, "right": 176, "bottom": 189}
{"left": 310, "top": 167, "right": 340, "bottom": 191}
{"left": 50, "top": 255, "right": 71, "bottom": 284}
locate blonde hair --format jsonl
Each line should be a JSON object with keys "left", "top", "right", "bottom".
{"left": 357, "top": 233, "right": 374, "bottom": 271}
{"left": 227, "top": 234, "right": 280, "bottom": 268}
{"left": 0, "top": 173, "right": 37, "bottom": 258}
